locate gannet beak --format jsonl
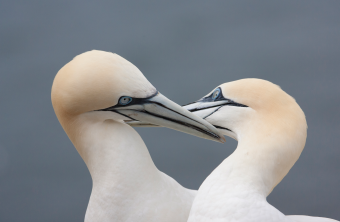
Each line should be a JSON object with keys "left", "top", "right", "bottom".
{"left": 127, "top": 100, "right": 226, "bottom": 126}
{"left": 183, "top": 92, "right": 248, "bottom": 118}
{"left": 183, "top": 100, "right": 228, "bottom": 119}
{"left": 105, "top": 92, "right": 226, "bottom": 143}
{"left": 181, "top": 98, "right": 247, "bottom": 134}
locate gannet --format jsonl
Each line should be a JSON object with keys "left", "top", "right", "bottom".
{"left": 51, "top": 50, "right": 225, "bottom": 222}
{"left": 182, "top": 79, "right": 339, "bottom": 222}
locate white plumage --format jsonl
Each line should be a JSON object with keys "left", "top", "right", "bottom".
{"left": 51, "top": 50, "right": 224, "bottom": 222}
{"left": 184, "top": 79, "right": 338, "bottom": 222}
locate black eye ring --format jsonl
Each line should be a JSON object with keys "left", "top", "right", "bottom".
{"left": 212, "top": 88, "right": 221, "bottom": 100}
{"left": 119, "top": 96, "right": 133, "bottom": 105}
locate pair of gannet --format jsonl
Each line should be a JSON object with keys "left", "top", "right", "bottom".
{"left": 52, "top": 50, "right": 338, "bottom": 222}
{"left": 51, "top": 50, "right": 225, "bottom": 222}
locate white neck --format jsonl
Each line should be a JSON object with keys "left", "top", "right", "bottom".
{"left": 188, "top": 116, "right": 306, "bottom": 222}
{"left": 73, "top": 113, "right": 162, "bottom": 221}
{"left": 76, "top": 116, "right": 159, "bottom": 185}
{"left": 68, "top": 112, "right": 196, "bottom": 222}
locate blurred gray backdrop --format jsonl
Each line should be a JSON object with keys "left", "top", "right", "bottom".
{"left": 0, "top": 1, "right": 339, "bottom": 221}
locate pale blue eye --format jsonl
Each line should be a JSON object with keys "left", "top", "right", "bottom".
{"left": 212, "top": 88, "right": 220, "bottom": 100}
{"left": 119, "top": 96, "right": 132, "bottom": 105}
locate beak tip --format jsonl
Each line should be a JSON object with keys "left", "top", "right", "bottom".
{"left": 218, "top": 136, "right": 226, "bottom": 143}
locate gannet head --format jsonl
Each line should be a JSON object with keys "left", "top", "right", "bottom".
{"left": 184, "top": 79, "right": 307, "bottom": 193}
{"left": 51, "top": 50, "right": 225, "bottom": 143}
{"left": 184, "top": 78, "right": 307, "bottom": 141}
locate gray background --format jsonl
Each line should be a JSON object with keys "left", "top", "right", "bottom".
{"left": 0, "top": 1, "right": 339, "bottom": 221}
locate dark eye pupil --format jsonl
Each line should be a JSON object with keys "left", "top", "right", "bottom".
{"left": 119, "top": 96, "right": 132, "bottom": 105}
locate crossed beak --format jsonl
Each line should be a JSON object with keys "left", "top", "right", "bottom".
{"left": 107, "top": 92, "right": 226, "bottom": 143}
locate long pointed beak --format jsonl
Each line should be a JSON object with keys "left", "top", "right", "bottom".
{"left": 183, "top": 100, "right": 228, "bottom": 119}
{"left": 116, "top": 93, "right": 226, "bottom": 143}
{"left": 127, "top": 100, "right": 225, "bottom": 125}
